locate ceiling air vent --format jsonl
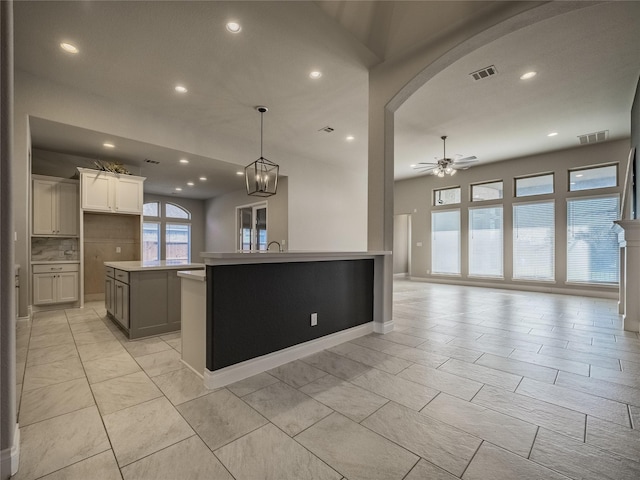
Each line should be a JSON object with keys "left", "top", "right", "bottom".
{"left": 318, "top": 126, "right": 334, "bottom": 133}
{"left": 144, "top": 158, "right": 160, "bottom": 164}
{"left": 469, "top": 65, "right": 497, "bottom": 81}
{"left": 578, "top": 130, "right": 609, "bottom": 145}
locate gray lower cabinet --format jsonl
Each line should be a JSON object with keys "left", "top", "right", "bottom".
{"left": 105, "top": 266, "right": 190, "bottom": 339}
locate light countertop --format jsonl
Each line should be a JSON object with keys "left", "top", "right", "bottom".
{"left": 201, "top": 251, "right": 391, "bottom": 266}
{"left": 104, "top": 260, "right": 205, "bottom": 272}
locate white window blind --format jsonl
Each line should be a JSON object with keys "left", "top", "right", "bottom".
{"left": 513, "top": 202, "right": 555, "bottom": 280}
{"left": 469, "top": 206, "right": 503, "bottom": 277}
{"left": 432, "top": 210, "right": 460, "bottom": 274}
{"left": 567, "top": 196, "right": 619, "bottom": 284}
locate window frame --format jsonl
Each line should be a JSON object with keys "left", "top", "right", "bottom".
{"left": 470, "top": 180, "right": 504, "bottom": 202}
{"left": 143, "top": 200, "right": 192, "bottom": 262}
{"left": 468, "top": 204, "right": 504, "bottom": 278}
{"left": 431, "top": 208, "right": 461, "bottom": 276}
{"left": 568, "top": 163, "right": 618, "bottom": 192}
{"left": 514, "top": 173, "right": 555, "bottom": 198}
{"left": 433, "top": 186, "right": 461, "bottom": 206}
{"left": 512, "top": 200, "right": 556, "bottom": 282}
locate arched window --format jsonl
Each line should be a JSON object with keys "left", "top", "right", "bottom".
{"left": 143, "top": 201, "right": 192, "bottom": 262}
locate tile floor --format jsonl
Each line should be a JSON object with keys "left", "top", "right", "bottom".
{"left": 13, "top": 279, "right": 640, "bottom": 479}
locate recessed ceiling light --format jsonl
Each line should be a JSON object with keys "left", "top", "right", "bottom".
{"left": 520, "top": 71, "right": 537, "bottom": 80}
{"left": 346, "top": 135, "right": 355, "bottom": 141}
{"left": 226, "top": 22, "right": 241, "bottom": 33}
{"left": 199, "top": 176, "right": 207, "bottom": 181}
{"left": 175, "top": 187, "right": 182, "bottom": 191}
{"left": 179, "top": 158, "right": 189, "bottom": 164}
{"left": 410, "top": 164, "right": 417, "bottom": 168}
{"left": 547, "top": 132, "right": 558, "bottom": 137}
{"left": 187, "top": 182, "right": 194, "bottom": 186}
{"left": 236, "top": 171, "right": 244, "bottom": 176}
{"left": 103, "top": 142, "right": 115, "bottom": 149}
{"left": 60, "top": 42, "right": 79, "bottom": 54}
{"left": 309, "top": 71, "right": 322, "bottom": 79}
{"left": 175, "top": 85, "right": 188, "bottom": 93}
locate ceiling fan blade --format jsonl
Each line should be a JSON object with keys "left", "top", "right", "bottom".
{"left": 412, "top": 165, "right": 437, "bottom": 171}
{"left": 455, "top": 156, "right": 477, "bottom": 163}
{"left": 417, "top": 161, "right": 438, "bottom": 165}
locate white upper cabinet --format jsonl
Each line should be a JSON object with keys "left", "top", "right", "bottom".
{"left": 32, "top": 176, "right": 79, "bottom": 236}
{"left": 78, "top": 168, "right": 145, "bottom": 214}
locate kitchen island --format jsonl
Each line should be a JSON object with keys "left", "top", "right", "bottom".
{"left": 105, "top": 260, "right": 204, "bottom": 339}
{"left": 180, "top": 251, "right": 390, "bottom": 388}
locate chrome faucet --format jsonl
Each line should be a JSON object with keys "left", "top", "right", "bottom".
{"left": 267, "top": 241, "right": 282, "bottom": 252}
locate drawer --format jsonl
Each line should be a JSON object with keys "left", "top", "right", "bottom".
{"left": 105, "top": 266, "right": 115, "bottom": 278}
{"left": 33, "top": 263, "right": 79, "bottom": 274}
{"left": 114, "top": 269, "right": 129, "bottom": 284}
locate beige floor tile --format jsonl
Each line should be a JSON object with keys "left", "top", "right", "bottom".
{"left": 26, "top": 343, "right": 79, "bottom": 367}
{"left": 351, "top": 334, "right": 410, "bottom": 353}
{"left": 398, "top": 363, "right": 483, "bottom": 401}
{"left": 22, "top": 356, "right": 85, "bottom": 392}
{"left": 416, "top": 341, "right": 483, "bottom": 363}
{"left": 472, "top": 384, "right": 585, "bottom": 440}
{"left": 509, "top": 349, "right": 590, "bottom": 376}
{"left": 177, "top": 388, "right": 268, "bottom": 450}
{"left": 422, "top": 393, "right": 537, "bottom": 457}
{"left": 630, "top": 405, "right": 639, "bottom": 427}
{"left": 165, "top": 337, "right": 181, "bottom": 352}
{"left": 301, "top": 350, "right": 372, "bottom": 380}
{"left": 72, "top": 329, "right": 117, "bottom": 346}
{"left": 77, "top": 339, "right": 127, "bottom": 363}
{"left": 399, "top": 327, "right": 456, "bottom": 344}
{"left": 475, "top": 352, "right": 558, "bottom": 383}
{"left": 227, "top": 372, "right": 279, "bottom": 397}
{"left": 530, "top": 428, "right": 640, "bottom": 480}
{"left": 361, "top": 402, "right": 480, "bottom": 477}
{"left": 159, "top": 332, "right": 181, "bottom": 341}
{"left": 377, "top": 343, "right": 450, "bottom": 369}
{"left": 103, "top": 396, "right": 194, "bottom": 467}
{"left": 375, "top": 331, "right": 426, "bottom": 347}
{"left": 591, "top": 365, "right": 640, "bottom": 388}
{"left": 297, "top": 412, "right": 419, "bottom": 480}
{"left": 586, "top": 416, "right": 640, "bottom": 462}
{"left": 122, "top": 337, "right": 172, "bottom": 357}
{"left": 135, "top": 348, "right": 183, "bottom": 377}
{"left": 300, "top": 374, "right": 388, "bottom": 421}
{"left": 329, "top": 342, "right": 412, "bottom": 374}
{"left": 462, "top": 442, "right": 570, "bottom": 480}
{"left": 19, "top": 377, "right": 94, "bottom": 426}
{"left": 13, "top": 406, "right": 110, "bottom": 480}
{"left": 27, "top": 331, "right": 75, "bottom": 350}
{"left": 69, "top": 319, "right": 113, "bottom": 335}
{"left": 517, "top": 377, "right": 630, "bottom": 426}
{"left": 30, "top": 322, "right": 71, "bottom": 338}
{"left": 243, "top": 381, "right": 332, "bottom": 435}
{"left": 65, "top": 311, "right": 101, "bottom": 323}
{"left": 472, "top": 333, "right": 542, "bottom": 353}
{"left": 217, "top": 423, "right": 341, "bottom": 480}
{"left": 351, "top": 367, "right": 438, "bottom": 410}
{"left": 84, "top": 351, "right": 141, "bottom": 384}
{"left": 122, "top": 435, "right": 233, "bottom": 480}
{"left": 404, "top": 459, "right": 458, "bottom": 480}
{"left": 539, "top": 345, "right": 621, "bottom": 370}
{"left": 439, "top": 358, "right": 522, "bottom": 391}
{"left": 91, "top": 371, "right": 163, "bottom": 415}
{"left": 267, "top": 359, "right": 328, "bottom": 388}
{"left": 567, "top": 341, "right": 640, "bottom": 364}
{"left": 556, "top": 370, "right": 640, "bottom": 407}
{"left": 40, "top": 451, "right": 121, "bottom": 480}
{"left": 151, "top": 367, "right": 211, "bottom": 405}
{"left": 448, "top": 337, "right": 514, "bottom": 357}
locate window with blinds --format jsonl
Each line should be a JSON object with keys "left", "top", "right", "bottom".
{"left": 567, "top": 196, "right": 619, "bottom": 284}
{"left": 513, "top": 201, "right": 555, "bottom": 281}
{"left": 431, "top": 210, "right": 460, "bottom": 274}
{"left": 468, "top": 206, "right": 503, "bottom": 277}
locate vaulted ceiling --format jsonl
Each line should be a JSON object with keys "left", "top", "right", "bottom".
{"left": 14, "top": 1, "right": 640, "bottom": 198}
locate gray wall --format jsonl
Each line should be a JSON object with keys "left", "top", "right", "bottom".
{"left": 143, "top": 193, "right": 206, "bottom": 262}
{"left": 205, "top": 177, "right": 288, "bottom": 252}
{"left": 395, "top": 139, "right": 629, "bottom": 297}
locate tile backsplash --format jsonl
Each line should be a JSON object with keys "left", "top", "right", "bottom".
{"left": 32, "top": 237, "right": 79, "bottom": 261}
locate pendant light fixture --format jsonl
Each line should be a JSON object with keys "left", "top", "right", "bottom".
{"left": 245, "top": 106, "right": 279, "bottom": 197}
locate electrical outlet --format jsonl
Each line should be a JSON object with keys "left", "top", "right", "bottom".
{"left": 116, "top": 247, "right": 121, "bottom": 254}
{"left": 310, "top": 312, "right": 318, "bottom": 326}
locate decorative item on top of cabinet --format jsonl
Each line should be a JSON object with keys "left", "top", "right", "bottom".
{"left": 77, "top": 167, "right": 145, "bottom": 214}
{"left": 32, "top": 175, "right": 79, "bottom": 236}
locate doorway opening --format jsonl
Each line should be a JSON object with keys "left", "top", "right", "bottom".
{"left": 237, "top": 202, "right": 268, "bottom": 251}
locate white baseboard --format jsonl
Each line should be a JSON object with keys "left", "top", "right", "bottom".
{"left": 1, "top": 424, "right": 20, "bottom": 477}
{"left": 204, "top": 322, "right": 373, "bottom": 389}
{"left": 374, "top": 320, "right": 395, "bottom": 334}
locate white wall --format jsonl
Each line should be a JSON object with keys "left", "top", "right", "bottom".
{"left": 395, "top": 139, "right": 629, "bottom": 297}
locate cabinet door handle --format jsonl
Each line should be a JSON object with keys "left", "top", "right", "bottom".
{"left": 51, "top": 267, "right": 63, "bottom": 271}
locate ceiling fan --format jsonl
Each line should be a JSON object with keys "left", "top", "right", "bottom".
{"left": 413, "top": 136, "right": 478, "bottom": 177}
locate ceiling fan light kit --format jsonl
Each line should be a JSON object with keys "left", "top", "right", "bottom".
{"left": 413, "top": 135, "right": 478, "bottom": 177}
{"left": 245, "top": 106, "right": 279, "bottom": 197}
